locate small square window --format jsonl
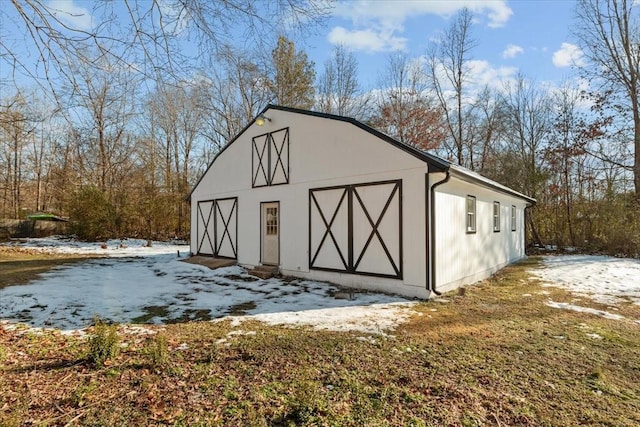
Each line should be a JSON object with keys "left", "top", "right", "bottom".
{"left": 266, "top": 207, "right": 278, "bottom": 235}
{"left": 466, "top": 196, "right": 476, "bottom": 233}
{"left": 511, "top": 205, "right": 516, "bottom": 231}
{"left": 493, "top": 202, "right": 500, "bottom": 232}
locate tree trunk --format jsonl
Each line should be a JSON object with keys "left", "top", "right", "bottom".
{"left": 634, "top": 103, "right": 640, "bottom": 204}
{"left": 527, "top": 209, "right": 544, "bottom": 247}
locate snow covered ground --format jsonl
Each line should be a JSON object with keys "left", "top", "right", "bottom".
{"left": 531, "top": 255, "right": 640, "bottom": 323}
{"left": 3, "top": 239, "right": 638, "bottom": 333}
{"left": 531, "top": 255, "right": 640, "bottom": 305}
{"left": 0, "top": 237, "right": 414, "bottom": 333}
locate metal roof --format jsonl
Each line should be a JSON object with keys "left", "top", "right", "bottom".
{"left": 188, "top": 104, "right": 536, "bottom": 205}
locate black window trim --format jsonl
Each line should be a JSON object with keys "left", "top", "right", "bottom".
{"left": 466, "top": 195, "right": 477, "bottom": 234}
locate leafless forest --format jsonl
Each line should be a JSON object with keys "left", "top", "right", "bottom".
{"left": 1, "top": 0, "right": 638, "bottom": 255}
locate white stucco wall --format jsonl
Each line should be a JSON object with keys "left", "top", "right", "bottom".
{"left": 431, "top": 174, "right": 528, "bottom": 293}
{"left": 191, "top": 108, "right": 431, "bottom": 298}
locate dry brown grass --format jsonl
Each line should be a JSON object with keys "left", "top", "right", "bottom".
{"left": 0, "top": 247, "right": 98, "bottom": 289}
{"left": 1, "top": 255, "right": 639, "bottom": 426}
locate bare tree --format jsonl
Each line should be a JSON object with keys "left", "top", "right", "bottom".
{"left": 471, "top": 86, "right": 504, "bottom": 173}
{"left": 546, "top": 83, "right": 590, "bottom": 246}
{"left": 317, "top": 45, "right": 370, "bottom": 118}
{"left": 199, "top": 48, "right": 272, "bottom": 154}
{"left": 500, "top": 75, "right": 552, "bottom": 198}
{"left": 65, "top": 53, "right": 138, "bottom": 194}
{"left": 0, "top": 94, "right": 37, "bottom": 218}
{"left": 426, "top": 8, "right": 477, "bottom": 167}
{"left": 575, "top": 0, "right": 640, "bottom": 202}
{"left": 1, "top": 1, "right": 331, "bottom": 98}
{"left": 147, "top": 81, "right": 208, "bottom": 234}
{"left": 373, "top": 52, "right": 446, "bottom": 150}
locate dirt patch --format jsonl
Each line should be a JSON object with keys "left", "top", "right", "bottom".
{"left": 132, "top": 306, "right": 171, "bottom": 323}
{"left": 227, "top": 301, "right": 258, "bottom": 316}
{"left": 223, "top": 274, "right": 259, "bottom": 282}
{"left": 180, "top": 256, "right": 236, "bottom": 270}
{"left": 0, "top": 247, "right": 99, "bottom": 289}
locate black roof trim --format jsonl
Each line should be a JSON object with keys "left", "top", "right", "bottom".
{"left": 188, "top": 104, "right": 448, "bottom": 200}
{"left": 448, "top": 166, "right": 537, "bottom": 205}
{"left": 263, "top": 105, "right": 450, "bottom": 172}
{"left": 188, "top": 104, "right": 535, "bottom": 205}
{"left": 187, "top": 107, "right": 269, "bottom": 200}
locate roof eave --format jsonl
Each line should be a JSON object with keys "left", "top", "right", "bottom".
{"left": 448, "top": 167, "right": 537, "bottom": 205}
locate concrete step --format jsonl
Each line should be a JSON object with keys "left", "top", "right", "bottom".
{"left": 247, "top": 265, "right": 279, "bottom": 279}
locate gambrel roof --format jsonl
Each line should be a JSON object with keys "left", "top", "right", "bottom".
{"left": 189, "top": 104, "right": 536, "bottom": 205}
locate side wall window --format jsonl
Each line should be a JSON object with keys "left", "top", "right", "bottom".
{"left": 466, "top": 195, "right": 476, "bottom": 233}
{"left": 511, "top": 205, "right": 516, "bottom": 231}
{"left": 493, "top": 201, "right": 501, "bottom": 232}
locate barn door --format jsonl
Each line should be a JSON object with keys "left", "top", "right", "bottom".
{"left": 196, "top": 200, "right": 215, "bottom": 255}
{"left": 214, "top": 198, "right": 238, "bottom": 259}
{"left": 352, "top": 181, "right": 401, "bottom": 277}
{"left": 309, "top": 180, "right": 402, "bottom": 279}
{"left": 309, "top": 187, "right": 349, "bottom": 271}
{"left": 261, "top": 202, "right": 279, "bottom": 265}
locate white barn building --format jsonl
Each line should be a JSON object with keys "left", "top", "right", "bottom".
{"left": 189, "top": 105, "right": 535, "bottom": 299}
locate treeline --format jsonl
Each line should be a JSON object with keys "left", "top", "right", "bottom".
{"left": 0, "top": 1, "right": 639, "bottom": 256}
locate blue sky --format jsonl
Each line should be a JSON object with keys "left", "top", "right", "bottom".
{"left": 304, "top": 0, "right": 581, "bottom": 89}
{"left": 1, "top": 0, "right": 583, "bottom": 94}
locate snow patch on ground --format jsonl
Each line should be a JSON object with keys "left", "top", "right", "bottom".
{"left": 531, "top": 255, "right": 640, "bottom": 305}
{"left": 546, "top": 300, "right": 627, "bottom": 321}
{"left": 224, "top": 302, "right": 418, "bottom": 335}
{"left": 6, "top": 236, "right": 189, "bottom": 257}
{"left": 1, "top": 238, "right": 414, "bottom": 334}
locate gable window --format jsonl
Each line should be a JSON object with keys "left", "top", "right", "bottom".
{"left": 252, "top": 128, "right": 289, "bottom": 187}
{"left": 466, "top": 195, "right": 476, "bottom": 233}
{"left": 493, "top": 201, "right": 501, "bottom": 232}
{"left": 511, "top": 205, "right": 516, "bottom": 231}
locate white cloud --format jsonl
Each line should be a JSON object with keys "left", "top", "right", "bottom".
{"left": 552, "top": 43, "right": 585, "bottom": 68}
{"left": 502, "top": 44, "right": 524, "bottom": 59}
{"left": 466, "top": 59, "right": 518, "bottom": 88}
{"left": 47, "top": 0, "right": 93, "bottom": 31}
{"left": 329, "top": 0, "right": 512, "bottom": 52}
{"left": 327, "top": 27, "right": 407, "bottom": 52}
{"left": 334, "top": 0, "right": 512, "bottom": 29}
{"left": 424, "top": 57, "right": 519, "bottom": 102}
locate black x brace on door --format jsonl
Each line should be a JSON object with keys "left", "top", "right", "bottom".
{"left": 309, "top": 179, "right": 402, "bottom": 279}
{"left": 197, "top": 197, "right": 238, "bottom": 259}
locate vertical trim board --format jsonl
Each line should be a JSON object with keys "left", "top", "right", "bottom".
{"left": 214, "top": 197, "right": 238, "bottom": 259}
{"left": 196, "top": 200, "right": 215, "bottom": 255}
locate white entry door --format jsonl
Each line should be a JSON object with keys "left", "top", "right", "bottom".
{"left": 261, "top": 202, "right": 279, "bottom": 265}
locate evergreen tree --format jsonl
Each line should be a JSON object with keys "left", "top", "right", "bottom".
{"left": 269, "top": 36, "right": 316, "bottom": 109}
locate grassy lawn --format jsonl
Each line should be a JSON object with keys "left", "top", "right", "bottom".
{"left": 1, "top": 255, "right": 639, "bottom": 426}
{"left": 0, "top": 247, "right": 98, "bottom": 289}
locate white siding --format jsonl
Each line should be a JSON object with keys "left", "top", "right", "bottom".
{"left": 432, "top": 174, "right": 527, "bottom": 293}
{"left": 191, "top": 109, "right": 430, "bottom": 297}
